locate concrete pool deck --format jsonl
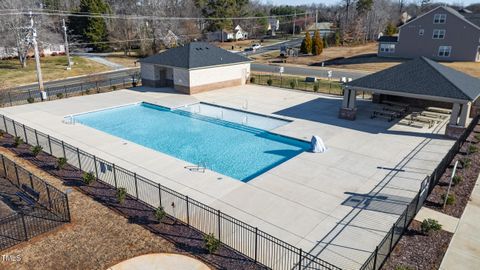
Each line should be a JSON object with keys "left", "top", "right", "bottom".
{"left": 0, "top": 85, "right": 456, "bottom": 269}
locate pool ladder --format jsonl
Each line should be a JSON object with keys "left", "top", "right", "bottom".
{"left": 62, "top": 116, "right": 78, "bottom": 125}
{"left": 186, "top": 161, "right": 206, "bottom": 173}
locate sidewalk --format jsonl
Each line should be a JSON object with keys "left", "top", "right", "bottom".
{"left": 440, "top": 175, "right": 480, "bottom": 269}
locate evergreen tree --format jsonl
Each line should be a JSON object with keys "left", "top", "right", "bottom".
{"left": 312, "top": 30, "right": 323, "bottom": 55}
{"left": 384, "top": 22, "right": 397, "bottom": 36}
{"left": 300, "top": 31, "right": 312, "bottom": 54}
{"left": 323, "top": 35, "right": 329, "bottom": 48}
{"left": 69, "top": 0, "right": 111, "bottom": 52}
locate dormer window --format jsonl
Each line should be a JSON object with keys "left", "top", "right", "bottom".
{"left": 419, "top": 29, "right": 424, "bottom": 36}
{"left": 433, "top": 14, "right": 446, "bottom": 24}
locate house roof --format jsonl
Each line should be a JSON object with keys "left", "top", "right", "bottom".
{"left": 346, "top": 57, "right": 480, "bottom": 102}
{"left": 378, "top": 36, "right": 398, "bottom": 42}
{"left": 139, "top": 42, "right": 252, "bottom": 69}
{"left": 400, "top": 6, "right": 480, "bottom": 31}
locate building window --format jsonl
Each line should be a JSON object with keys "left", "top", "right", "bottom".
{"left": 433, "top": 14, "right": 446, "bottom": 24}
{"left": 380, "top": 43, "right": 395, "bottom": 53}
{"left": 432, "top": 29, "right": 445, "bottom": 39}
{"left": 419, "top": 29, "right": 424, "bottom": 36}
{"left": 438, "top": 46, "right": 451, "bottom": 57}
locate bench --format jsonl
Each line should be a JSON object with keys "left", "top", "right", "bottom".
{"left": 399, "top": 119, "right": 425, "bottom": 128}
{"left": 408, "top": 114, "right": 434, "bottom": 128}
{"left": 382, "top": 100, "right": 410, "bottom": 109}
{"left": 16, "top": 192, "right": 36, "bottom": 207}
{"left": 371, "top": 111, "right": 396, "bottom": 122}
{"left": 420, "top": 111, "right": 448, "bottom": 119}
{"left": 426, "top": 107, "right": 451, "bottom": 115}
{"left": 383, "top": 106, "right": 407, "bottom": 116}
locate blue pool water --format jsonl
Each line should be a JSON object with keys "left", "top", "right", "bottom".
{"left": 74, "top": 103, "right": 309, "bottom": 181}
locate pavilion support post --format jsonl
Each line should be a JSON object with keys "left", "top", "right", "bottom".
{"left": 446, "top": 102, "right": 468, "bottom": 139}
{"left": 339, "top": 87, "right": 357, "bottom": 120}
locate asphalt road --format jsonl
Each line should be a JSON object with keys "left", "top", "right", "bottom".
{"left": 9, "top": 68, "right": 139, "bottom": 93}
{"left": 243, "top": 37, "right": 304, "bottom": 56}
{"left": 251, "top": 63, "right": 370, "bottom": 80}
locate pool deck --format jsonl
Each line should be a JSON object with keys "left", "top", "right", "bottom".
{"left": 0, "top": 85, "right": 456, "bottom": 269}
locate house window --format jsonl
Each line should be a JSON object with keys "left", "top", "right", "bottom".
{"left": 419, "top": 29, "right": 424, "bottom": 36}
{"left": 433, "top": 14, "right": 446, "bottom": 24}
{"left": 380, "top": 43, "right": 395, "bottom": 53}
{"left": 432, "top": 29, "right": 445, "bottom": 39}
{"left": 438, "top": 46, "right": 452, "bottom": 57}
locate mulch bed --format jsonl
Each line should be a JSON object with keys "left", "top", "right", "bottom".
{"left": 425, "top": 124, "right": 480, "bottom": 218}
{"left": 0, "top": 134, "right": 267, "bottom": 270}
{"left": 381, "top": 220, "right": 453, "bottom": 270}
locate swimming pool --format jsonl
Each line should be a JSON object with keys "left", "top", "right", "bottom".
{"left": 73, "top": 102, "right": 310, "bottom": 181}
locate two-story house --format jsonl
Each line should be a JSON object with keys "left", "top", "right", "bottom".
{"left": 378, "top": 6, "right": 480, "bottom": 62}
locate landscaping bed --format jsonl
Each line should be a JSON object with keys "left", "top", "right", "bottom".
{"left": 0, "top": 134, "right": 266, "bottom": 270}
{"left": 425, "top": 124, "right": 480, "bottom": 218}
{"left": 381, "top": 220, "right": 453, "bottom": 270}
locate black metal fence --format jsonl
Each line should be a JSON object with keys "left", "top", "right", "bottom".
{"left": 360, "top": 115, "right": 480, "bottom": 270}
{"left": 0, "top": 114, "right": 340, "bottom": 270}
{"left": 0, "top": 72, "right": 140, "bottom": 108}
{"left": 0, "top": 153, "right": 71, "bottom": 251}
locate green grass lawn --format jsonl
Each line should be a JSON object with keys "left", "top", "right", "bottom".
{"left": 0, "top": 56, "right": 110, "bottom": 89}
{"left": 250, "top": 73, "right": 343, "bottom": 95}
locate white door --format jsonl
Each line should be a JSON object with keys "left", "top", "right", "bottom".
{"left": 476, "top": 46, "right": 480, "bottom": 62}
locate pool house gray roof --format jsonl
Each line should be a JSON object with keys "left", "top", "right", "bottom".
{"left": 139, "top": 42, "right": 252, "bottom": 70}
{"left": 345, "top": 57, "right": 480, "bottom": 103}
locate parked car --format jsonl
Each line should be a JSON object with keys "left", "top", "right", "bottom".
{"left": 244, "top": 47, "right": 254, "bottom": 52}
{"left": 251, "top": 43, "right": 262, "bottom": 50}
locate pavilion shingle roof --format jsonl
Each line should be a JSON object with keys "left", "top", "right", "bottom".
{"left": 346, "top": 57, "right": 480, "bottom": 101}
{"left": 139, "top": 42, "right": 251, "bottom": 69}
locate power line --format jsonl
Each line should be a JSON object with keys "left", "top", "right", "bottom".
{"left": 0, "top": 9, "right": 309, "bottom": 21}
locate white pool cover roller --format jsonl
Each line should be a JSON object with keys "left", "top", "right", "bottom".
{"left": 311, "top": 135, "right": 326, "bottom": 153}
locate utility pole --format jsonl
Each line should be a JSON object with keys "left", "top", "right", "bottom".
{"left": 292, "top": 12, "right": 296, "bottom": 36}
{"left": 62, "top": 19, "right": 72, "bottom": 70}
{"left": 304, "top": 12, "right": 307, "bottom": 31}
{"left": 315, "top": 9, "right": 318, "bottom": 31}
{"left": 29, "top": 11, "right": 46, "bottom": 100}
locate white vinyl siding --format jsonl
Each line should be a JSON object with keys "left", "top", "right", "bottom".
{"left": 432, "top": 29, "right": 445, "bottom": 39}
{"left": 438, "top": 46, "right": 451, "bottom": 57}
{"left": 380, "top": 43, "right": 395, "bottom": 53}
{"left": 433, "top": 14, "right": 446, "bottom": 24}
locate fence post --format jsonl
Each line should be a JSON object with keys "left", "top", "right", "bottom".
{"left": 3, "top": 115, "right": 7, "bottom": 133}
{"left": 8, "top": 92, "right": 12, "bottom": 106}
{"left": 403, "top": 210, "right": 408, "bottom": 231}
{"left": 65, "top": 193, "right": 71, "bottom": 222}
{"left": 414, "top": 188, "right": 422, "bottom": 214}
{"left": 93, "top": 156, "right": 99, "bottom": 179}
{"left": 254, "top": 227, "right": 258, "bottom": 263}
{"left": 14, "top": 163, "right": 20, "bottom": 186}
{"left": 1, "top": 155, "right": 6, "bottom": 177}
{"left": 389, "top": 225, "right": 395, "bottom": 251}
{"left": 64, "top": 86, "right": 67, "bottom": 97}
{"left": 217, "top": 209, "right": 221, "bottom": 241}
{"left": 21, "top": 213, "right": 28, "bottom": 240}
{"left": 29, "top": 173, "right": 34, "bottom": 189}
{"left": 46, "top": 183, "right": 53, "bottom": 209}
{"left": 186, "top": 196, "right": 190, "bottom": 226}
{"left": 12, "top": 120, "right": 17, "bottom": 137}
{"left": 23, "top": 124, "right": 28, "bottom": 144}
{"left": 113, "top": 163, "right": 118, "bottom": 188}
{"left": 34, "top": 129, "right": 39, "bottom": 146}
{"left": 298, "top": 248, "right": 303, "bottom": 270}
{"left": 373, "top": 246, "right": 378, "bottom": 270}
{"left": 47, "top": 135, "right": 52, "bottom": 154}
{"left": 76, "top": 148, "right": 82, "bottom": 171}
{"left": 61, "top": 141, "right": 66, "bottom": 158}
{"left": 134, "top": 172, "right": 139, "bottom": 199}
{"left": 158, "top": 183, "right": 162, "bottom": 207}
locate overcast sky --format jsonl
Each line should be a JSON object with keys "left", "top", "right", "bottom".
{"left": 262, "top": 0, "right": 479, "bottom": 6}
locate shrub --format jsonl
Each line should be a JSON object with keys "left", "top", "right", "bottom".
{"left": 13, "top": 136, "right": 23, "bottom": 147}
{"left": 154, "top": 206, "right": 166, "bottom": 222}
{"left": 111, "top": 85, "right": 117, "bottom": 91}
{"left": 442, "top": 193, "right": 455, "bottom": 205}
{"left": 249, "top": 77, "right": 256, "bottom": 83}
{"left": 31, "top": 145, "right": 43, "bottom": 157}
{"left": 56, "top": 93, "right": 64, "bottom": 99}
{"left": 204, "top": 233, "right": 220, "bottom": 254}
{"left": 27, "top": 97, "right": 34, "bottom": 103}
{"left": 56, "top": 157, "right": 67, "bottom": 170}
{"left": 85, "top": 89, "right": 91, "bottom": 94}
{"left": 267, "top": 79, "right": 273, "bottom": 86}
{"left": 116, "top": 187, "right": 127, "bottom": 204}
{"left": 460, "top": 158, "right": 472, "bottom": 169}
{"left": 452, "top": 175, "right": 463, "bottom": 185}
{"left": 420, "top": 218, "right": 442, "bottom": 235}
{"left": 290, "top": 80, "right": 297, "bottom": 89}
{"left": 82, "top": 171, "right": 96, "bottom": 185}
{"left": 314, "top": 83, "right": 320, "bottom": 92}
{"left": 468, "top": 145, "right": 478, "bottom": 154}
{"left": 475, "top": 134, "right": 480, "bottom": 142}
{"left": 0, "top": 130, "right": 4, "bottom": 137}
